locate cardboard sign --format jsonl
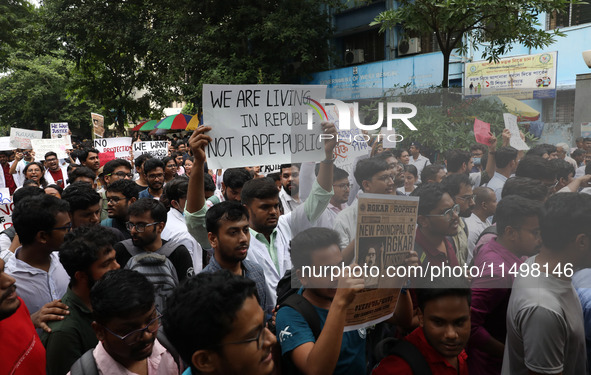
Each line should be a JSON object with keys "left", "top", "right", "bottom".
{"left": 99, "top": 151, "right": 116, "bottom": 166}
{"left": 503, "top": 113, "right": 530, "bottom": 151}
{"left": 31, "top": 138, "right": 69, "bottom": 161}
{"left": 0, "top": 137, "right": 12, "bottom": 151}
{"left": 94, "top": 137, "right": 132, "bottom": 161}
{"left": 203, "top": 84, "right": 327, "bottom": 169}
{"left": 0, "top": 203, "right": 14, "bottom": 230}
{"left": 474, "top": 118, "right": 492, "bottom": 145}
{"left": 50, "top": 122, "right": 69, "bottom": 139}
{"left": 9, "top": 128, "right": 43, "bottom": 149}
{"left": 132, "top": 141, "right": 168, "bottom": 159}
{"left": 91, "top": 113, "right": 105, "bottom": 138}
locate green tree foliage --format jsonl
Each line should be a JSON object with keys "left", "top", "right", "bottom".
{"left": 371, "top": 0, "right": 573, "bottom": 87}
{"left": 0, "top": 51, "right": 100, "bottom": 138}
{"left": 0, "top": 0, "right": 33, "bottom": 69}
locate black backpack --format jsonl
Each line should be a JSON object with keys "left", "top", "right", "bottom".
{"left": 373, "top": 337, "right": 432, "bottom": 374}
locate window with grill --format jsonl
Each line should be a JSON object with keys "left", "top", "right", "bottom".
{"left": 547, "top": 2, "right": 591, "bottom": 29}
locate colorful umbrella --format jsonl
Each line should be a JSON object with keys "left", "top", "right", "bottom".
{"left": 480, "top": 96, "right": 540, "bottom": 121}
{"left": 130, "top": 120, "right": 158, "bottom": 132}
{"left": 186, "top": 115, "right": 200, "bottom": 131}
{"left": 155, "top": 114, "right": 193, "bottom": 130}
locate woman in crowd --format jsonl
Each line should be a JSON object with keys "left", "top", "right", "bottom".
{"left": 23, "top": 161, "right": 47, "bottom": 188}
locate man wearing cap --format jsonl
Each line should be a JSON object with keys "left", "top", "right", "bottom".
{"left": 408, "top": 142, "right": 431, "bottom": 181}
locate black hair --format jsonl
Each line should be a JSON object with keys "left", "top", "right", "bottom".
{"left": 241, "top": 177, "right": 279, "bottom": 205}
{"left": 13, "top": 194, "right": 70, "bottom": 246}
{"left": 445, "top": 149, "right": 471, "bottom": 173}
{"left": 540, "top": 192, "right": 591, "bottom": 251}
{"left": 572, "top": 149, "right": 585, "bottom": 158}
{"left": 404, "top": 164, "right": 418, "bottom": 178}
{"left": 162, "top": 156, "right": 175, "bottom": 167}
{"left": 527, "top": 144, "right": 550, "bottom": 158}
{"left": 45, "top": 184, "right": 64, "bottom": 197}
{"left": 203, "top": 173, "right": 215, "bottom": 193}
{"left": 128, "top": 198, "right": 168, "bottom": 224}
{"left": 550, "top": 158, "right": 575, "bottom": 181}
{"left": 501, "top": 177, "right": 548, "bottom": 201}
{"left": 470, "top": 144, "right": 487, "bottom": 154}
{"left": 161, "top": 177, "right": 189, "bottom": 209}
{"left": 23, "top": 161, "right": 47, "bottom": 188}
{"left": 163, "top": 271, "right": 259, "bottom": 367}
{"left": 267, "top": 172, "right": 281, "bottom": 183}
{"left": 13, "top": 185, "right": 44, "bottom": 204}
{"left": 353, "top": 157, "right": 390, "bottom": 190}
{"left": 421, "top": 164, "right": 445, "bottom": 183}
{"left": 135, "top": 153, "right": 153, "bottom": 170}
{"left": 22, "top": 179, "right": 40, "bottom": 188}
{"left": 206, "top": 201, "right": 250, "bottom": 235}
{"left": 66, "top": 163, "right": 81, "bottom": 175}
{"left": 184, "top": 156, "right": 194, "bottom": 166}
{"left": 107, "top": 179, "right": 139, "bottom": 200}
{"left": 91, "top": 269, "right": 154, "bottom": 324}
{"left": 411, "top": 183, "right": 446, "bottom": 216}
{"left": 440, "top": 173, "right": 471, "bottom": 198}
{"left": 59, "top": 225, "right": 116, "bottom": 286}
{"left": 223, "top": 168, "right": 253, "bottom": 190}
{"left": 495, "top": 146, "right": 519, "bottom": 169}
{"left": 416, "top": 277, "right": 471, "bottom": 311}
{"left": 333, "top": 166, "right": 349, "bottom": 182}
{"left": 80, "top": 148, "right": 99, "bottom": 163}
{"left": 44, "top": 151, "right": 58, "bottom": 160}
{"left": 515, "top": 155, "right": 556, "bottom": 181}
{"left": 290, "top": 227, "right": 341, "bottom": 270}
{"left": 496, "top": 196, "right": 543, "bottom": 237}
{"left": 143, "top": 158, "right": 165, "bottom": 175}
{"left": 62, "top": 181, "right": 101, "bottom": 212}
{"left": 103, "top": 158, "right": 132, "bottom": 176}
{"left": 67, "top": 166, "right": 96, "bottom": 185}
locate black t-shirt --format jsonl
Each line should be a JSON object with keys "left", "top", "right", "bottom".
{"left": 114, "top": 240, "right": 194, "bottom": 282}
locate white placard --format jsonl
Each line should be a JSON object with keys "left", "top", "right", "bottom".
{"left": 0, "top": 203, "right": 14, "bottom": 230}
{"left": 503, "top": 113, "right": 530, "bottom": 151}
{"left": 132, "top": 141, "right": 168, "bottom": 159}
{"left": 0, "top": 137, "right": 12, "bottom": 151}
{"left": 31, "top": 138, "right": 69, "bottom": 161}
{"left": 203, "top": 84, "right": 327, "bottom": 169}
{"left": 94, "top": 137, "right": 133, "bottom": 161}
{"left": 9, "top": 128, "right": 43, "bottom": 149}
{"left": 50, "top": 122, "right": 69, "bottom": 139}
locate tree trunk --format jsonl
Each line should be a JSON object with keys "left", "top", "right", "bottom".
{"left": 441, "top": 49, "right": 451, "bottom": 88}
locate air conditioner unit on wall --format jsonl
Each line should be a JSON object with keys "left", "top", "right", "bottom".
{"left": 398, "top": 37, "right": 421, "bottom": 56}
{"left": 345, "top": 49, "right": 365, "bottom": 65}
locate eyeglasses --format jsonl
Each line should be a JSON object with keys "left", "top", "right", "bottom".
{"left": 375, "top": 174, "right": 395, "bottom": 183}
{"left": 50, "top": 222, "right": 72, "bottom": 232}
{"left": 166, "top": 164, "right": 177, "bottom": 169}
{"left": 126, "top": 222, "right": 159, "bottom": 232}
{"left": 106, "top": 196, "right": 126, "bottom": 204}
{"left": 218, "top": 314, "right": 266, "bottom": 350}
{"left": 333, "top": 183, "right": 351, "bottom": 189}
{"left": 108, "top": 172, "right": 133, "bottom": 178}
{"left": 544, "top": 179, "right": 559, "bottom": 190}
{"left": 102, "top": 313, "right": 162, "bottom": 346}
{"left": 424, "top": 204, "right": 460, "bottom": 221}
{"left": 147, "top": 173, "right": 164, "bottom": 180}
{"left": 456, "top": 194, "right": 476, "bottom": 202}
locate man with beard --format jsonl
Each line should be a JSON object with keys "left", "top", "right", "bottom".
{"left": 70, "top": 269, "right": 179, "bottom": 374}
{"left": 201, "top": 201, "right": 269, "bottom": 314}
{"left": 441, "top": 174, "right": 476, "bottom": 266}
{"left": 80, "top": 148, "right": 101, "bottom": 178}
{"left": 0, "top": 258, "right": 47, "bottom": 374}
{"left": 113, "top": 198, "right": 193, "bottom": 288}
{"left": 206, "top": 167, "right": 252, "bottom": 208}
{"left": 139, "top": 158, "right": 165, "bottom": 200}
{"left": 42, "top": 225, "right": 120, "bottom": 375}
{"left": 0, "top": 151, "right": 17, "bottom": 194}
{"left": 411, "top": 183, "right": 461, "bottom": 268}
{"left": 279, "top": 163, "right": 301, "bottom": 213}
{"left": 469, "top": 196, "right": 542, "bottom": 375}
{"left": 44, "top": 151, "right": 69, "bottom": 189}
{"left": 102, "top": 179, "right": 139, "bottom": 239}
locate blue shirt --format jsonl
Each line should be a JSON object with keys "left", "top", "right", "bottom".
{"left": 275, "top": 289, "right": 366, "bottom": 375}
{"left": 139, "top": 188, "right": 156, "bottom": 199}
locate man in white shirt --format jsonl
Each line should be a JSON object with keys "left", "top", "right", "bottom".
{"left": 408, "top": 142, "right": 431, "bottom": 179}
{"left": 465, "top": 186, "right": 496, "bottom": 265}
{"left": 486, "top": 146, "right": 518, "bottom": 202}
{"left": 278, "top": 163, "right": 301, "bottom": 214}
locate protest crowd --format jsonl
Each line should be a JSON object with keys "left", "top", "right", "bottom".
{"left": 3, "top": 119, "right": 591, "bottom": 375}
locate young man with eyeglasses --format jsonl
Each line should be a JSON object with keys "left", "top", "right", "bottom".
{"left": 441, "top": 174, "right": 476, "bottom": 267}
{"left": 164, "top": 271, "right": 276, "bottom": 375}
{"left": 42, "top": 226, "right": 120, "bottom": 375}
{"left": 69, "top": 269, "right": 179, "bottom": 374}
{"left": 44, "top": 151, "right": 69, "bottom": 189}
{"left": 411, "top": 183, "right": 461, "bottom": 269}
{"left": 113, "top": 198, "right": 193, "bottom": 284}
{"left": 100, "top": 159, "right": 134, "bottom": 221}
{"left": 102, "top": 179, "right": 139, "bottom": 240}
{"left": 139, "top": 158, "right": 166, "bottom": 200}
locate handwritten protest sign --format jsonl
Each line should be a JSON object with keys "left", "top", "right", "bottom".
{"left": 94, "top": 137, "right": 132, "bottom": 161}
{"left": 9, "top": 128, "right": 43, "bottom": 149}
{"left": 132, "top": 141, "right": 168, "bottom": 159}
{"left": 0, "top": 137, "right": 11, "bottom": 151}
{"left": 31, "top": 138, "right": 69, "bottom": 161}
{"left": 503, "top": 113, "right": 530, "bottom": 150}
{"left": 474, "top": 118, "right": 492, "bottom": 145}
{"left": 344, "top": 193, "right": 419, "bottom": 331}
{"left": 260, "top": 165, "right": 281, "bottom": 175}
{"left": 203, "top": 84, "right": 327, "bottom": 169}
{"left": 0, "top": 203, "right": 14, "bottom": 230}
{"left": 91, "top": 113, "right": 105, "bottom": 138}
{"left": 50, "top": 122, "right": 69, "bottom": 139}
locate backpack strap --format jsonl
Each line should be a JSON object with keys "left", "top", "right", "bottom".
{"left": 280, "top": 293, "right": 322, "bottom": 339}
{"left": 158, "top": 240, "right": 180, "bottom": 258}
{"left": 0, "top": 226, "right": 15, "bottom": 241}
{"left": 120, "top": 239, "right": 142, "bottom": 257}
{"left": 374, "top": 337, "right": 432, "bottom": 375}
{"left": 475, "top": 225, "right": 497, "bottom": 245}
{"left": 69, "top": 349, "right": 98, "bottom": 375}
